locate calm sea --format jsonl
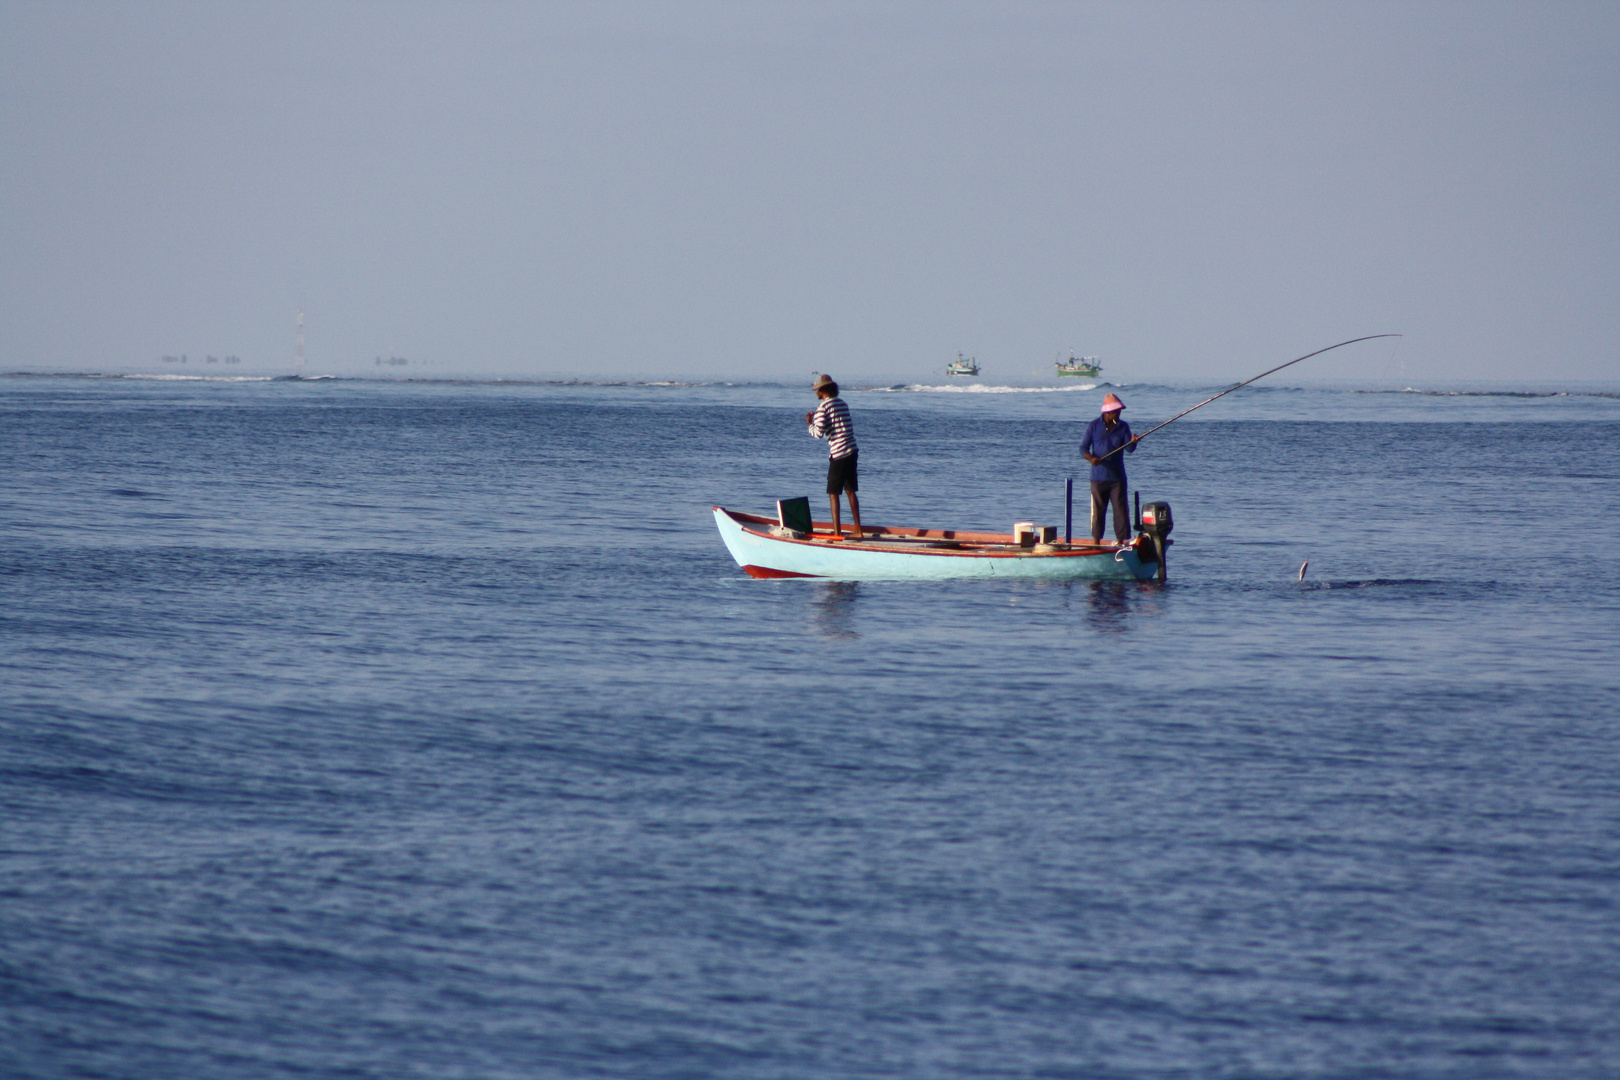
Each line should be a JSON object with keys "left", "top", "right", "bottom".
{"left": 3, "top": 373, "right": 1618, "bottom": 1079}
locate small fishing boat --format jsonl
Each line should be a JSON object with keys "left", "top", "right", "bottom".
{"left": 713, "top": 337, "right": 1400, "bottom": 585}
{"left": 713, "top": 506, "right": 1168, "bottom": 581}
{"left": 1056, "top": 351, "right": 1102, "bottom": 377}
{"left": 946, "top": 353, "right": 980, "bottom": 377}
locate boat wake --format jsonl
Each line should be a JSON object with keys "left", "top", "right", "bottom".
{"left": 1362, "top": 388, "right": 1620, "bottom": 399}
{"left": 1300, "top": 578, "right": 1445, "bottom": 590}
{"left": 121, "top": 374, "right": 276, "bottom": 382}
{"left": 868, "top": 383, "right": 1103, "bottom": 394}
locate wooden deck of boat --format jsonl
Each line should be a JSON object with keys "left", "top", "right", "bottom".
{"left": 723, "top": 509, "right": 1130, "bottom": 555}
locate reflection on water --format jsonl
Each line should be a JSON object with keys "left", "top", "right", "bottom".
{"left": 810, "top": 580, "right": 861, "bottom": 639}
{"left": 800, "top": 579, "right": 1162, "bottom": 640}
{"left": 1081, "top": 580, "right": 1164, "bottom": 632}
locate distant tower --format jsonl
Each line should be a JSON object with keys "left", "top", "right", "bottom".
{"left": 295, "top": 308, "right": 306, "bottom": 371}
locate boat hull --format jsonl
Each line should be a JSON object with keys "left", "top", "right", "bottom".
{"left": 1056, "top": 354, "right": 1101, "bottom": 377}
{"left": 713, "top": 507, "right": 1159, "bottom": 581}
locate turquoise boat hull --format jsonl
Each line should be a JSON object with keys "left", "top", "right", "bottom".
{"left": 713, "top": 507, "right": 1160, "bottom": 581}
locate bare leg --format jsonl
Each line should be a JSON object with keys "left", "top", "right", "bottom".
{"left": 847, "top": 490, "right": 862, "bottom": 537}
{"left": 829, "top": 493, "right": 842, "bottom": 535}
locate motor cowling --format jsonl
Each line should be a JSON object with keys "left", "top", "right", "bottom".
{"left": 1139, "top": 501, "right": 1173, "bottom": 539}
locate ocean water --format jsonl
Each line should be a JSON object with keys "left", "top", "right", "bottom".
{"left": 3, "top": 373, "right": 1618, "bottom": 1079}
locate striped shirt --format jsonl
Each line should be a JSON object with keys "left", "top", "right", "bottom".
{"left": 809, "top": 396, "right": 857, "bottom": 459}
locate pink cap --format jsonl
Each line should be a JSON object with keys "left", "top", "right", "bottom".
{"left": 1101, "top": 393, "right": 1125, "bottom": 413}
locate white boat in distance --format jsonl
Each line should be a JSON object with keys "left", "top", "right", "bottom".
{"left": 713, "top": 507, "right": 1165, "bottom": 581}
{"left": 946, "top": 353, "right": 979, "bottom": 377}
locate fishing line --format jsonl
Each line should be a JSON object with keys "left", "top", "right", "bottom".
{"left": 1380, "top": 335, "right": 1404, "bottom": 380}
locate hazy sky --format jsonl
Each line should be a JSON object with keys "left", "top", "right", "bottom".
{"left": 3, "top": 1, "right": 1615, "bottom": 382}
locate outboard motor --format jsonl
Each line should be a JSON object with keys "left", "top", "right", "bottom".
{"left": 1138, "top": 501, "right": 1173, "bottom": 582}
{"left": 1139, "top": 502, "right": 1172, "bottom": 540}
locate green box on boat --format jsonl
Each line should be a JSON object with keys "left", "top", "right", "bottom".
{"left": 777, "top": 497, "right": 813, "bottom": 533}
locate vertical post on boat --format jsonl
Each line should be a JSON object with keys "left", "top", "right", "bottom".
{"left": 1064, "top": 477, "right": 1073, "bottom": 544}
{"left": 1134, "top": 491, "right": 1141, "bottom": 533}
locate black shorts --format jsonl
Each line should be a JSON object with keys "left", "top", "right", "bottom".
{"left": 826, "top": 452, "right": 858, "bottom": 494}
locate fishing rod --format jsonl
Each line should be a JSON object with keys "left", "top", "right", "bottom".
{"left": 1094, "top": 333, "right": 1403, "bottom": 462}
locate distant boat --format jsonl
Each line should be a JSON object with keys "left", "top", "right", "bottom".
{"left": 1056, "top": 351, "right": 1102, "bottom": 377}
{"left": 946, "top": 353, "right": 980, "bottom": 377}
{"left": 713, "top": 506, "right": 1166, "bottom": 581}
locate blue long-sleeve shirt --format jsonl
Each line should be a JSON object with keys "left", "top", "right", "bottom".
{"left": 1079, "top": 416, "right": 1134, "bottom": 484}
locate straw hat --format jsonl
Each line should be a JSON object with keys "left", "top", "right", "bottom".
{"left": 1101, "top": 393, "right": 1125, "bottom": 413}
{"left": 812, "top": 373, "right": 835, "bottom": 390}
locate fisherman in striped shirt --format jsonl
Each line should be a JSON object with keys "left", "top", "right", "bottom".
{"left": 805, "top": 373, "right": 863, "bottom": 537}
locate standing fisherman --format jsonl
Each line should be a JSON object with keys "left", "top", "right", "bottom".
{"left": 805, "top": 373, "right": 862, "bottom": 538}
{"left": 1080, "top": 392, "right": 1140, "bottom": 543}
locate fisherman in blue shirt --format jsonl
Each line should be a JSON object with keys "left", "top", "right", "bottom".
{"left": 1079, "top": 392, "right": 1140, "bottom": 543}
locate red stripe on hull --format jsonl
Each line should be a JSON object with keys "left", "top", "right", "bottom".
{"left": 742, "top": 564, "right": 821, "bottom": 579}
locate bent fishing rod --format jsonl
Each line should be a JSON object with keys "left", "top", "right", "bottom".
{"left": 1094, "top": 333, "right": 1403, "bottom": 462}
